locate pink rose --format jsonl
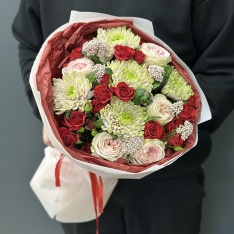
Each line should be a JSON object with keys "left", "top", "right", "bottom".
{"left": 129, "top": 139, "right": 165, "bottom": 164}
{"left": 62, "top": 58, "right": 94, "bottom": 76}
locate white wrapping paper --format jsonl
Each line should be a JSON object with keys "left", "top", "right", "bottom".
{"left": 29, "top": 11, "right": 211, "bottom": 222}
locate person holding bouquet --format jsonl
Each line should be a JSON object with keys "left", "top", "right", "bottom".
{"left": 12, "top": 0, "right": 234, "bottom": 233}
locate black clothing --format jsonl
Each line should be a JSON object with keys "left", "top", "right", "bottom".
{"left": 12, "top": 0, "right": 234, "bottom": 179}
{"left": 61, "top": 168, "right": 205, "bottom": 234}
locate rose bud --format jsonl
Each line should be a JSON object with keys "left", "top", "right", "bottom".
{"left": 91, "top": 130, "right": 98, "bottom": 137}
{"left": 87, "top": 119, "right": 96, "bottom": 130}
{"left": 80, "top": 143, "right": 92, "bottom": 154}
{"left": 91, "top": 99, "right": 106, "bottom": 114}
{"left": 84, "top": 102, "right": 92, "bottom": 112}
{"left": 133, "top": 50, "right": 146, "bottom": 64}
{"left": 110, "top": 82, "right": 135, "bottom": 102}
{"left": 59, "top": 127, "right": 80, "bottom": 147}
{"left": 114, "top": 45, "right": 135, "bottom": 61}
{"left": 93, "top": 84, "right": 112, "bottom": 104}
{"left": 65, "top": 110, "right": 86, "bottom": 131}
{"left": 100, "top": 73, "right": 110, "bottom": 85}
{"left": 187, "top": 95, "right": 198, "bottom": 108}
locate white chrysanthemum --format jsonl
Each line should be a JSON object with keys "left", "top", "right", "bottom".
{"left": 100, "top": 97, "right": 148, "bottom": 139}
{"left": 107, "top": 60, "right": 154, "bottom": 93}
{"left": 97, "top": 25, "right": 140, "bottom": 58}
{"left": 176, "top": 120, "right": 193, "bottom": 140}
{"left": 53, "top": 71, "right": 93, "bottom": 114}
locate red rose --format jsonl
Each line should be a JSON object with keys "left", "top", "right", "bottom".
{"left": 133, "top": 50, "right": 146, "bottom": 64}
{"left": 167, "top": 134, "right": 183, "bottom": 147}
{"left": 59, "top": 127, "right": 80, "bottom": 147}
{"left": 165, "top": 117, "right": 184, "bottom": 133}
{"left": 55, "top": 114, "right": 65, "bottom": 128}
{"left": 110, "top": 82, "right": 135, "bottom": 102}
{"left": 80, "top": 38, "right": 90, "bottom": 48}
{"left": 91, "top": 99, "right": 107, "bottom": 114}
{"left": 81, "top": 143, "right": 92, "bottom": 154}
{"left": 70, "top": 48, "right": 83, "bottom": 61}
{"left": 160, "top": 128, "right": 167, "bottom": 141}
{"left": 114, "top": 45, "right": 135, "bottom": 60}
{"left": 87, "top": 119, "right": 96, "bottom": 130}
{"left": 65, "top": 110, "right": 86, "bottom": 131}
{"left": 144, "top": 120, "right": 165, "bottom": 140}
{"left": 178, "top": 104, "right": 195, "bottom": 122}
{"left": 100, "top": 74, "right": 110, "bottom": 85}
{"left": 187, "top": 95, "right": 198, "bottom": 108}
{"left": 94, "top": 84, "right": 112, "bottom": 104}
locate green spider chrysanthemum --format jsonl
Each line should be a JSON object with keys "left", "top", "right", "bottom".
{"left": 100, "top": 97, "right": 148, "bottom": 139}
{"left": 97, "top": 25, "right": 140, "bottom": 58}
{"left": 107, "top": 60, "right": 154, "bottom": 93}
{"left": 161, "top": 68, "right": 194, "bottom": 101}
{"left": 53, "top": 71, "right": 93, "bottom": 114}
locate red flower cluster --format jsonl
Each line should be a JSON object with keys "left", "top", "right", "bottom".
{"left": 100, "top": 74, "right": 110, "bottom": 85}
{"left": 178, "top": 104, "right": 195, "bottom": 122}
{"left": 94, "top": 84, "right": 112, "bottom": 104}
{"left": 69, "top": 48, "right": 83, "bottom": 61}
{"left": 65, "top": 110, "right": 86, "bottom": 131}
{"left": 81, "top": 142, "right": 92, "bottom": 154}
{"left": 133, "top": 50, "right": 146, "bottom": 64}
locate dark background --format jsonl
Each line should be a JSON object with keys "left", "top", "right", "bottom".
{"left": 0, "top": 1, "right": 233, "bottom": 233}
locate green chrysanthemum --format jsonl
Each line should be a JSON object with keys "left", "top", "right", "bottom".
{"left": 97, "top": 25, "right": 140, "bottom": 58}
{"left": 53, "top": 71, "right": 93, "bottom": 114}
{"left": 100, "top": 97, "right": 148, "bottom": 139}
{"left": 161, "top": 68, "right": 194, "bottom": 101}
{"left": 107, "top": 60, "right": 154, "bottom": 93}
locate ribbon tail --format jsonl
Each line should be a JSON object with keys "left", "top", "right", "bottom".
{"left": 55, "top": 154, "right": 65, "bottom": 187}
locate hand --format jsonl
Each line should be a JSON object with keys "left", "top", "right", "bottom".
{"left": 43, "top": 126, "right": 54, "bottom": 147}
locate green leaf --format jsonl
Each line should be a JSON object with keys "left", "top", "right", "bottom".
{"left": 152, "top": 81, "right": 161, "bottom": 90}
{"left": 145, "top": 116, "right": 162, "bottom": 123}
{"left": 82, "top": 50, "right": 87, "bottom": 57}
{"left": 168, "top": 145, "right": 185, "bottom": 152}
{"left": 65, "top": 110, "right": 71, "bottom": 119}
{"left": 88, "top": 70, "right": 98, "bottom": 84}
{"left": 152, "top": 65, "right": 172, "bottom": 94}
{"left": 105, "top": 68, "right": 113, "bottom": 76}
{"left": 92, "top": 119, "right": 103, "bottom": 128}
{"left": 131, "top": 88, "right": 146, "bottom": 105}
{"left": 110, "top": 133, "right": 118, "bottom": 140}
{"left": 139, "top": 95, "right": 148, "bottom": 105}
{"left": 91, "top": 55, "right": 103, "bottom": 65}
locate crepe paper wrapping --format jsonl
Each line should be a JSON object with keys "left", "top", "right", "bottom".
{"left": 30, "top": 16, "right": 211, "bottom": 179}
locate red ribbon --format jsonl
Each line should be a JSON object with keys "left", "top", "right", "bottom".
{"left": 55, "top": 154, "right": 65, "bottom": 187}
{"left": 89, "top": 172, "right": 104, "bottom": 234}
{"left": 55, "top": 154, "right": 104, "bottom": 234}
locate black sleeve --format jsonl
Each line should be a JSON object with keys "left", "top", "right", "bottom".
{"left": 12, "top": 0, "right": 43, "bottom": 120}
{"left": 192, "top": 0, "right": 234, "bottom": 134}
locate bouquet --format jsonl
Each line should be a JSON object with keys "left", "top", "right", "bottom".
{"left": 30, "top": 12, "right": 211, "bottom": 179}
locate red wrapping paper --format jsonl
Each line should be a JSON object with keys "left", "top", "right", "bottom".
{"left": 36, "top": 19, "right": 201, "bottom": 173}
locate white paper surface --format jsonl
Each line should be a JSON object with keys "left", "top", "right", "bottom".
{"left": 30, "top": 146, "right": 118, "bottom": 223}
{"left": 29, "top": 12, "right": 211, "bottom": 179}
